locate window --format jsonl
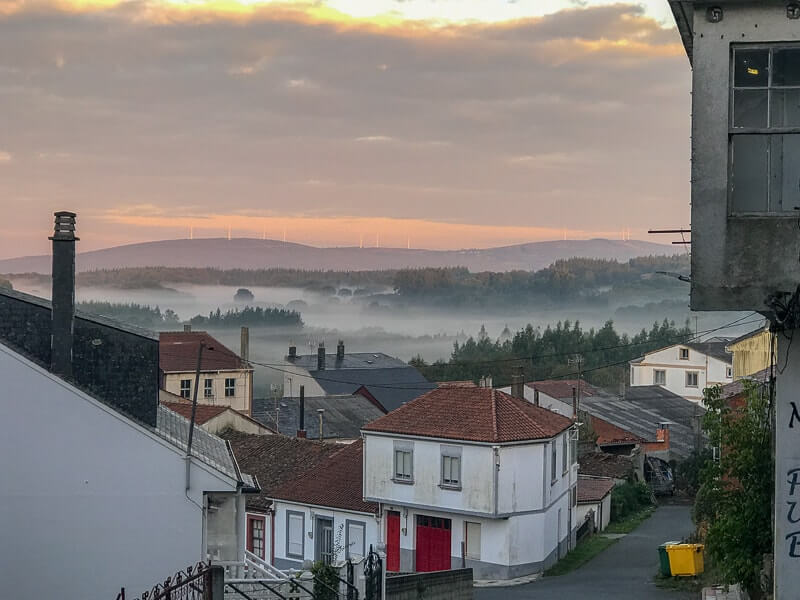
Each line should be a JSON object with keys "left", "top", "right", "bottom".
{"left": 465, "top": 522, "right": 481, "bottom": 560}
{"left": 571, "top": 431, "right": 578, "bottom": 466}
{"left": 225, "top": 378, "right": 236, "bottom": 397}
{"left": 180, "top": 379, "right": 191, "bottom": 398}
{"left": 286, "top": 511, "right": 304, "bottom": 559}
{"left": 562, "top": 435, "right": 568, "bottom": 475}
{"left": 571, "top": 486, "right": 577, "bottom": 507}
{"left": 654, "top": 369, "right": 666, "bottom": 385}
{"left": 730, "top": 45, "right": 800, "bottom": 214}
{"left": 679, "top": 348, "right": 689, "bottom": 360}
{"left": 551, "top": 441, "right": 557, "bottom": 484}
{"left": 393, "top": 442, "right": 413, "bottom": 483}
{"left": 204, "top": 378, "right": 214, "bottom": 399}
{"left": 346, "top": 520, "right": 366, "bottom": 560}
{"left": 726, "top": 366, "right": 733, "bottom": 379}
{"left": 247, "top": 516, "right": 265, "bottom": 559}
{"left": 686, "top": 371, "right": 699, "bottom": 388}
{"left": 441, "top": 446, "right": 461, "bottom": 488}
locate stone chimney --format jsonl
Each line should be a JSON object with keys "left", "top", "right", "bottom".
{"left": 240, "top": 326, "right": 249, "bottom": 362}
{"left": 184, "top": 324, "right": 191, "bottom": 333}
{"left": 49, "top": 211, "right": 78, "bottom": 377}
{"left": 317, "top": 342, "right": 326, "bottom": 371}
{"left": 288, "top": 344, "right": 297, "bottom": 359}
{"left": 336, "top": 340, "right": 345, "bottom": 362}
{"left": 297, "top": 385, "right": 306, "bottom": 438}
{"left": 510, "top": 368, "right": 525, "bottom": 399}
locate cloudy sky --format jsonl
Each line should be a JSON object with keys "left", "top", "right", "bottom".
{"left": 0, "top": 0, "right": 690, "bottom": 258}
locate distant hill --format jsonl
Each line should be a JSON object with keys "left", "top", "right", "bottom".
{"left": 0, "top": 238, "right": 679, "bottom": 274}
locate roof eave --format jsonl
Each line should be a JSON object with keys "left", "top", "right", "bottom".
{"left": 669, "top": 1, "right": 694, "bottom": 65}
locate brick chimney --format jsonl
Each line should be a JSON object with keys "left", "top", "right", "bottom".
{"left": 297, "top": 385, "right": 306, "bottom": 438}
{"left": 240, "top": 326, "right": 249, "bottom": 362}
{"left": 336, "top": 340, "right": 345, "bottom": 362}
{"left": 317, "top": 342, "right": 326, "bottom": 371}
{"left": 510, "top": 366, "right": 524, "bottom": 399}
{"left": 49, "top": 211, "right": 78, "bottom": 377}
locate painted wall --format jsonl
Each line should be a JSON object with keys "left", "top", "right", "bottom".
{"left": 496, "top": 386, "right": 573, "bottom": 416}
{"left": 0, "top": 343, "right": 242, "bottom": 600}
{"left": 164, "top": 370, "right": 252, "bottom": 414}
{"left": 206, "top": 410, "right": 272, "bottom": 436}
{"left": 283, "top": 364, "right": 326, "bottom": 399}
{"left": 630, "top": 344, "right": 732, "bottom": 401}
{"left": 729, "top": 330, "right": 774, "bottom": 379}
{"left": 576, "top": 494, "right": 612, "bottom": 532}
{"left": 272, "top": 501, "right": 379, "bottom": 569}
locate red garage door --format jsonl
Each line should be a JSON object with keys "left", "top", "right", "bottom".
{"left": 386, "top": 511, "right": 401, "bottom": 572}
{"left": 415, "top": 516, "right": 451, "bottom": 572}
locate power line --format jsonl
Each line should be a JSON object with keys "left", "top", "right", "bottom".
{"left": 248, "top": 314, "right": 764, "bottom": 392}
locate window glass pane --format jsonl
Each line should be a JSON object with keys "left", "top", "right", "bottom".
{"left": 731, "top": 135, "right": 769, "bottom": 212}
{"left": 773, "top": 48, "right": 800, "bottom": 86}
{"left": 771, "top": 90, "right": 800, "bottom": 127}
{"left": 772, "top": 134, "right": 800, "bottom": 212}
{"left": 733, "top": 89, "right": 768, "bottom": 128}
{"left": 734, "top": 49, "right": 769, "bottom": 87}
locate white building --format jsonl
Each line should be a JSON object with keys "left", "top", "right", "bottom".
{"left": 362, "top": 387, "right": 578, "bottom": 580}
{"left": 160, "top": 330, "right": 254, "bottom": 415}
{"left": 497, "top": 379, "right": 600, "bottom": 416}
{"left": 575, "top": 477, "right": 614, "bottom": 533}
{"left": 629, "top": 341, "right": 732, "bottom": 402}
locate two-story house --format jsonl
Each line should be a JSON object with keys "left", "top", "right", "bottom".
{"left": 160, "top": 329, "right": 254, "bottom": 415}
{"left": 362, "top": 387, "right": 577, "bottom": 580}
{"left": 629, "top": 341, "right": 733, "bottom": 402}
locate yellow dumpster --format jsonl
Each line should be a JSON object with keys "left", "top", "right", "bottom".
{"left": 665, "top": 544, "right": 704, "bottom": 576}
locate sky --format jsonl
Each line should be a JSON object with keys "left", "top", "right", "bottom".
{"left": 0, "top": 0, "right": 690, "bottom": 258}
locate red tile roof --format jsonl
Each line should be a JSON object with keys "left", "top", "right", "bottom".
{"left": 577, "top": 476, "right": 616, "bottom": 503}
{"left": 362, "top": 387, "right": 573, "bottom": 443}
{"left": 271, "top": 439, "right": 377, "bottom": 514}
{"left": 591, "top": 416, "right": 646, "bottom": 446}
{"left": 529, "top": 380, "right": 598, "bottom": 400}
{"left": 162, "top": 401, "right": 229, "bottom": 424}
{"left": 437, "top": 381, "right": 478, "bottom": 388}
{"left": 159, "top": 331, "right": 251, "bottom": 372}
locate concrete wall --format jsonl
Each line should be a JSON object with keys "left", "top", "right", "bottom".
{"left": 272, "top": 501, "right": 379, "bottom": 569}
{"left": 630, "top": 344, "right": 732, "bottom": 401}
{"left": 576, "top": 494, "right": 612, "bottom": 532}
{"left": 497, "top": 386, "right": 573, "bottom": 416}
{"left": 0, "top": 342, "right": 242, "bottom": 600}
{"left": 386, "top": 569, "right": 473, "bottom": 600}
{"left": 164, "top": 370, "right": 252, "bottom": 414}
{"left": 206, "top": 410, "right": 271, "bottom": 436}
{"left": 283, "top": 364, "right": 326, "bottom": 399}
{"left": 689, "top": 2, "right": 800, "bottom": 311}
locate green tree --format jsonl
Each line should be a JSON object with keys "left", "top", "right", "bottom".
{"left": 694, "top": 382, "right": 773, "bottom": 598}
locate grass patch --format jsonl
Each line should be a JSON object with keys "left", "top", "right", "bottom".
{"left": 544, "top": 536, "right": 619, "bottom": 576}
{"left": 604, "top": 505, "right": 656, "bottom": 534}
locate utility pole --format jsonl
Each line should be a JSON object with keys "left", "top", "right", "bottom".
{"left": 568, "top": 354, "right": 584, "bottom": 414}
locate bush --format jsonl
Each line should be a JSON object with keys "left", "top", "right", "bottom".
{"left": 310, "top": 561, "right": 340, "bottom": 600}
{"left": 611, "top": 481, "right": 653, "bottom": 522}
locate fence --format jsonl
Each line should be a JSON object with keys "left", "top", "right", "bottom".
{"left": 385, "top": 569, "right": 473, "bottom": 600}
{"left": 118, "top": 562, "right": 224, "bottom": 600}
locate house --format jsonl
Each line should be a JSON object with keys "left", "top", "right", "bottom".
{"left": 629, "top": 341, "right": 732, "bottom": 402}
{"left": 578, "top": 453, "right": 635, "bottom": 483}
{"left": 254, "top": 390, "right": 386, "bottom": 441}
{"left": 726, "top": 326, "right": 775, "bottom": 380}
{"left": 0, "top": 212, "right": 255, "bottom": 600}
{"left": 362, "top": 386, "right": 578, "bottom": 580}
{"left": 162, "top": 398, "right": 274, "bottom": 436}
{"left": 222, "top": 432, "right": 343, "bottom": 564}
{"left": 498, "top": 379, "right": 600, "bottom": 416}
{"left": 575, "top": 477, "right": 615, "bottom": 533}
{"left": 160, "top": 328, "right": 254, "bottom": 415}
{"left": 270, "top": 440, "right": 379, "bottom": 568}
{"left": 283, "top": 341, "right": 436, "bottom": 411}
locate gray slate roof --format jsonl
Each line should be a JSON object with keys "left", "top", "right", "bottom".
{"left": 254, "top": 394, "right": 386, "bottom": 440}
{"left": 581, "top": 386, "right": 705, "bottom": 460}
{"left": 685, "top": 341, "right": 732, "bottom": 364}
{"left": 287, "top": 352, "right": 435, "bottom": 411}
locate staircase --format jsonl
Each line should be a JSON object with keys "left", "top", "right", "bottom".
{"left": 224, "top": 552, "right": 313, "bottom": 600}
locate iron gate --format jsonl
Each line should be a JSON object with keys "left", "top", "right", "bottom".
{"left": 364, "top": 546, "right": 382, "bottom": 600}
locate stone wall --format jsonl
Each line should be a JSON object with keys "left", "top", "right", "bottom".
{"left": 386, "top": 569, "right": 473, "bottom": 600}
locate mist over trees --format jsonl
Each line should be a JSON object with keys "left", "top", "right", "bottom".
{"left": 189, "top": 306, "right": 303, "bottom": 328}
{"left": 77, "top": 301, "right": 180, "bottom": 328}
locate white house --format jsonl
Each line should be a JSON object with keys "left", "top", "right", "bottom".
{"left": 629, "top": 341, "right": 733, "bottom": 402}
{"left": 575, "top": 477, "right": 615, "bottom": 533}
{"left": 270, "top": 440, "right": 380, "bottom": 568}
{"left": 362, "top": 387, "right": 578, "bottom": 580}
{"left": 498, "top": 379, "right": 600, "bottom": 416}
{"left": 161, "top": 330, "right": 254, "bottom": 415}
{"left": 162, "top": 397, "right": 274, "bottom": 436}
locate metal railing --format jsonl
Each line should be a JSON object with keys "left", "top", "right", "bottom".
{"left": 123, "top": 562, "right": 211, "bottom": 600}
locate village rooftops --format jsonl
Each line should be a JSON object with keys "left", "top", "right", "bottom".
{"left": 287, "top": 351, "right": 407, "bottom": 370}
{"left": 577, "top": 476, "right": 616, "bottom": 504}
{"left": 362, "top": 387, "right": 573, "bottom": 443}
{"left": 528, "top": 379, "right": 599, "bottom": 400}
{"left": 271, "top": 439, "right": 377, "bottom": 514}
{"left": 590, "top": 415, "right": 646, "bottom": 447}
{"left": 578, "top": 453, "right": 634, "bottom": 481}
{"left": 159, "top": 331, "right": 252, "bottom": 373}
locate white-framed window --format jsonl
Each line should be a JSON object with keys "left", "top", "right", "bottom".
{"left": 551, "top": 441, "right": 557, "bottom": 484}
{"left": 464, "top": 522, "right": 481, "bottom": 560}
{"left": 225, "top": 378, "right": 236, "bottom": 397}
{"left": 204, "top": 378, "right": 214, "bottom": 398}
{"left": 346, "top": 520, "right": 366, "bottom": 560}
{"left": 393, "top": 441, "right": 413, "bottom": 483}
{"left": 686, "top": 371, "right": 699, "bottom": 388}
{"left": 562, "top": 434, "right": 568, "bottom": 475}
{"left": 729, "top": 44, "right": 800, "bottom": 214}
{"left": 679, "top": 348, "right": 690, "bottom": 360}
{"left": 442, "top": 455, "right": 461, "bottom": 488}
{"left": 286, "top": 511, "right": 304, "bottom": 559}
{"left": 654, "top": 369, "right": 666, "bottom": 385}
{"left": 726, "top": 366, "right": 733, "bottom": 379}
{"left": 180, "top": 379, "right": 191, "bottom": 398}
{"left": 248, "top": 516, "right": 265, "bottom": 559}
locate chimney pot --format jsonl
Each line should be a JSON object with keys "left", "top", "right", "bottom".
{"left": 336, "top": 340, "right": 345, "bottom": 361}
{"left": 288, "top": 344, "right": 297, "bottom": 359}
{"left": 510, "top": 367, "right": 525, "bottom": 399}
{"left": 49, "top": 211, "right": 78, "bottom": 377}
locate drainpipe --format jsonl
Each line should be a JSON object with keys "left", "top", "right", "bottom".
{"left": 186, "top": 341, "right": 206, "bottom": 492}
{"left": 270, "top": 508, "right": 276, "bottom": 566}
{"left": 492, "top": 446, "right": 500, "bottom": 516}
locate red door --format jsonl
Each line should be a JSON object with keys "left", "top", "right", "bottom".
{"left": 386, "top": 511, "right": 401, "bottom": 572}
{"left": 415, "top": 516, "right": 451, "bottom": 572}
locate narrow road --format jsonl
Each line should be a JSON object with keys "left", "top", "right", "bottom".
{"left": 476, "top": 504, "right": 697, "bottom": 600}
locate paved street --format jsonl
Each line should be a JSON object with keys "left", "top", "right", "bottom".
{"left": 476, "top": 504, "right": 697, "bottom": 600}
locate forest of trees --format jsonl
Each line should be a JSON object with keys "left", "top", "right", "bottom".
{"left": 77, "top": 301, "right": 181, "bottom": 329}
{"left": 411, "top": 318, "right": 694, "bottom": 389}
{"left": 0, "top": 276, "right": 11, "bottom": 290}
{"left": 188, "top": 306, "right": 303, "bottom": 328}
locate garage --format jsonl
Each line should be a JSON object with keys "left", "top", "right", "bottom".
{"left": 415, "top": 515, "right": 451, "bottom": 572}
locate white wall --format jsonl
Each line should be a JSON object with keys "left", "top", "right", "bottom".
{"left": 206, "top": 410, "right": 272, "bottom": 436}
{"left": 164, "top": 370, "right": 252, "bottom": 413}
{"left": 630, "top": 344, "right": 732, "bottom": 401}
{"left": 272, "top": 501, "right": 379, "bottom": 567}
{"left": 497, "top": 387, "right": 573, "bottom": 416}
{"left": 283, "top": 365, "right": 326, "bottom": 399}
{"left": 0, "top": 344, "right": 242, "bottom": 600}
{"left": 576, "top": 494, "right": 612, "bottom": 532}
